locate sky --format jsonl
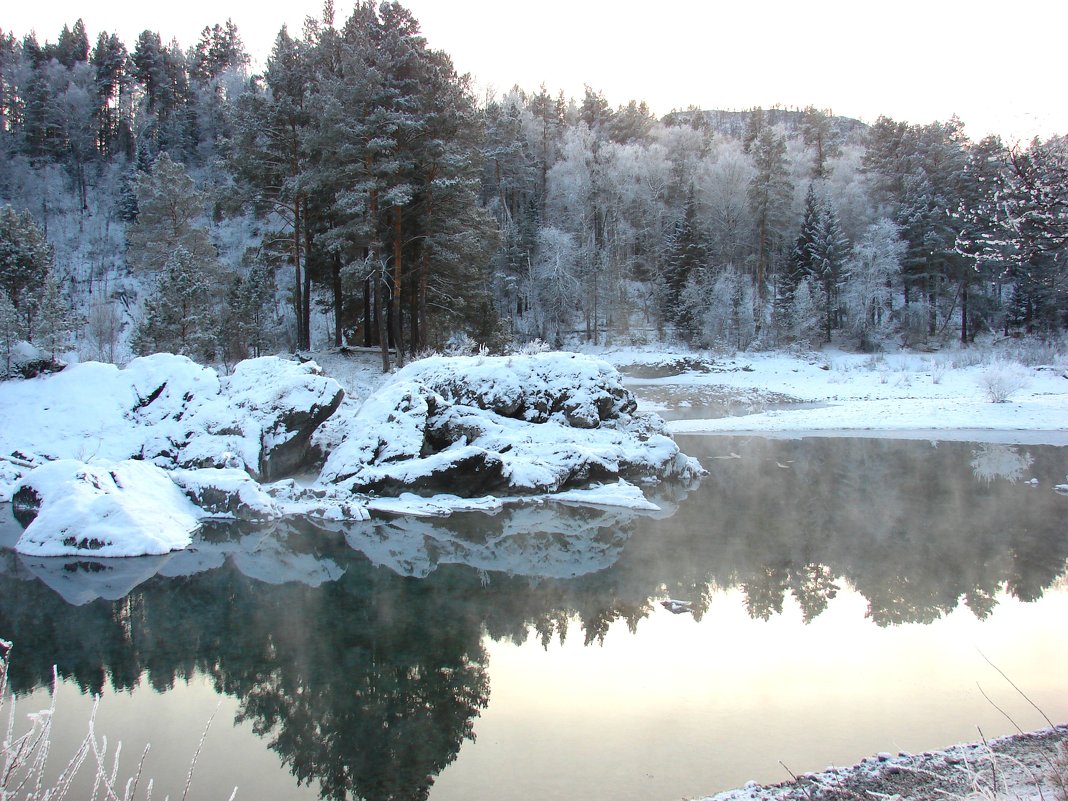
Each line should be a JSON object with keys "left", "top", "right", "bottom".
{"left": 6, "top": 0, "right": 1067, "bottom": 144}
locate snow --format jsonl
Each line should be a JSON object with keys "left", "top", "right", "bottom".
{"left": 0, "top": 349, "right": 703, "bottom": 558}
{"left": 594, "top": 348, "right": 1067, "bottom": 445}
{"left": 700, "top": 726, "right": 1068, "bottom": 801}
{"left": 12, "top": 459, "right": 203, "bottom": 557}
{"left": 0, "top": 354, "right": 343, "bottom": 492}
{"left": 2, "top": 345, "right": 1063, "bottom": 559}
{"left": 319, "top": 352, "right": 705, "bottom": 497}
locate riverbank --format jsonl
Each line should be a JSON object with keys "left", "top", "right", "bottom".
{"left": 587, "top": 346, "right": 1068, "bottom": 446}
{"left": 700, "top": 725, "right": 1068, "bottom": 801}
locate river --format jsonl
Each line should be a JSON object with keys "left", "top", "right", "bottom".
{"left": 1, "top": 434, "right": 1065, "bottom": 801}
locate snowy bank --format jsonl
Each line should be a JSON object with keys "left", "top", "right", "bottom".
{"left": 702, "top": 725, "right": 1068, "bottom": 801}
{"left": 594, "top": 349, "right": 1067, "bottom": 445}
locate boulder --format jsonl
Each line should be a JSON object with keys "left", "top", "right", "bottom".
{"left": 319, "top": 352, "right": 705, "bottom": 498}
{"left": 12, "top": 459, "right": 203, "bottom": 557}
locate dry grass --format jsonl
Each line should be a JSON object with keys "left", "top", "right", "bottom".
{"left": 1, "top": 640, "right": 235, "bottom": 801}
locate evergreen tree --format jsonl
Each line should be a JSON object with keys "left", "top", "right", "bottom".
{"left": 229, "top": 26, "right": 314, "bottom": 350}
{"left": 747, "top": 126, "right": 792, "bottom": 300}
{"left": 125, "top": 152, "right": 217, "bottom": 274}
{"left": 0, "top": 205, "right": 54, "bottom": 326}
{"left": 661, "top": 187, "right": 709, "bottom": 336}
{"left": 800, "top": 106, "right": 839, "bottom": 179}
{"left": 134, "top": 246, "right": 218, "bottom": 359}
{"left": 36, "top": 272, "right": 78, "bottom": 359}
{"left": 0, "top": 290, "right": 21, "bottom": 375}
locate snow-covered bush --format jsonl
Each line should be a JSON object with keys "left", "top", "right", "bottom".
{"left": 978, "top": 361, "right": 1029, "bottom": 403}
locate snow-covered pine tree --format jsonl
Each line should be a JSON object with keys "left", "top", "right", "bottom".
{"left": 0, "top": 205, "right": 54, "bottom": 336}
{"left": 133, "top": 246, "right": 218, "bottom": 360}
{"left": 0, "top": 291, "right": 20, "bottom": 376}
{"left": 125, "top": 152, "right": 218, "bottom": 275}
{"left": 35, "top": 273, "right": 78, "bottom": 359}
{"left": 661, "top": 188, "right": 710, "bottom": 339}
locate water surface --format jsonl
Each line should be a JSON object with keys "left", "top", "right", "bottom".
{"left": 1, "top": 435, "right": 1066, "bottom": 801}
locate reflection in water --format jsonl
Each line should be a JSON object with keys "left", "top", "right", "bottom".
{"left": 969, "top": 443, "right": 1036, "bottom": 484}
{"left": 0, "top": 437, "right": 1065, "bottom": 801}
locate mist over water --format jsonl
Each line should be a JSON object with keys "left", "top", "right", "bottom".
{"left": 2, "top": 435, "right": 1065, "bottom": 801}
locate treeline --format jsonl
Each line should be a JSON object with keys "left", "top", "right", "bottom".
{"left": 0, "top": 2, "right": 1065, "bottom": 372}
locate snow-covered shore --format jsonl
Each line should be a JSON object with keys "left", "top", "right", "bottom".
{"left": 700, "top": 725, "right": 1068, "bottom": 801}
{"left": 592, "top": 348, "right": 1068, "bottom": 446}
{"left": 0, "top": 350, "right": 704, "bottom": 557}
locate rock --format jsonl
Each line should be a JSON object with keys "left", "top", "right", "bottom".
{"left": 319, "top": 352, "right": 706, "bottom": 498}
{"left": 224, "top": 357, "right": 345, "bottom": 480}
{"left": 170, "top": 468, "right": 282, "bottom": 521}
{"left": 12, "top": 459, "right": 203, "bottom": 557}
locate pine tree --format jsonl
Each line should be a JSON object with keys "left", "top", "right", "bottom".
{"left": 125, "top": 152, "right": 217, "bottom": 274}
{"left": 229, "top": 26, "right": 314, "bottom": 350}
{"left": 747, "top": 126, "right": 792, "bottom": 300}
{"left": 36, "top": 273, "right": 78, "bottom": 359}
{"left": 0, "top": 290, "right": 20, "bottom": 375}
{"left": 661, "top": 188, "right": 709, "bottom": 336}
{"left": 134, "top": 246, "right": 218, "bottom": 360}
{"left": 0, "top": 206, "right": 54, "bottom": 328}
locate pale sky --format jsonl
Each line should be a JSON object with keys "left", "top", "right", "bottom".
{"left": 7, "top": 0, "right": 1066, "bottom": 144}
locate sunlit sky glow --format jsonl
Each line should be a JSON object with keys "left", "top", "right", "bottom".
{"left": 7, "top": 0, "right": 1067, "bottom": 144}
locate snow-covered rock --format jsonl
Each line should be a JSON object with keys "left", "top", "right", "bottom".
{"left": 0, "top": 354, "right": 344, "bottom": 502}
{"left": 170, "top": 467, "right": 282, "bottom": 520}
{"left": 319, "top": 352, "right": 705, "bottom": 497}
{"left": 11, "top": 459, "right": 204, "bottom": 557}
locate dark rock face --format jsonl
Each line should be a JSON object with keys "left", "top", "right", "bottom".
{"left": 16, "top": 358, "right": 66, "bottom": 380}
{"left": 351, "top": 449, "right": 510, "bottom": 497}
{"left": 319, "top": 353, "right": 706, "bottom": 499}
{"left": 175, "top": 483, "right": 268, "bottom": 520}
{"left": 261, "top": 387, "right": 344, "bottom": 480}
{"left": 11, "top": 485, "right": 42, "bottom": 528}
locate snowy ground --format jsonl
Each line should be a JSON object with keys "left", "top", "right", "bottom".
{"left": 585, "top": 346, "right": 1068, "bottom": 447}
{"left": 698, "top": 726, "right": 1068, "bottom": 801}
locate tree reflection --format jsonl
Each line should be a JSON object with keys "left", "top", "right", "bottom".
{"left": 0, "top": 437, "right": 1066, "bottom": 798}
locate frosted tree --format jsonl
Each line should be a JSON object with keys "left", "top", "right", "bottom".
{"left": 800, "top": 106, "right": 840, "bottom": 179}
{"left": 696, "top": 139, "right": 755, "bottom": 268}
{"left": 661, "top": 189, "right": 710, "bottom": 337}
{"left": 133, "top": 246, "right": 218, "bottom": 360}
{"left": 0, "top": 291, "right": 20, "bottom": 375}
{"left": 125, "top": 152, "right": 218, "bottom": 275}
{"left": 843, "top": 218, "right": 905, "bottom": 348}
{"left": 698, "top": 265, "right": 757, "bottom": 351}
{"left": 0, "top": 206, "right": 52, "bottom": 306}
{"left": 791, "top": 276, "right": 825, "bottom": 348}
{"left": 532, "top": 226, "right": 580, "bottom": 344}
{"left": 35, "top": 273, "right": 78, "bottom": 359}
{"left": 747, "top": 126, "right": 792, "bottom": 300}
{"left": 0, "top": 205, "right": 54, "bottom": 337}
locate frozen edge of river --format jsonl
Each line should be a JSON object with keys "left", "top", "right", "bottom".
{"left": 701, "top": 725, "right": 1068, "bottom": 801}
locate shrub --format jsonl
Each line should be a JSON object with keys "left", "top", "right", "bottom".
{"left": 978, "top": 361, "right": 1030, "bottom": 403}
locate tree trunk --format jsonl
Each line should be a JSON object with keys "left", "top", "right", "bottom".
{"left": 391, "top": 206, "right": 405, "bottom": 367}
{"left": 363, "top": 276, "right": 373, "bottom": 348}
{"left": 376, "top": 257, "right": 389, "bottom": 372}
{"left": 292, "top": 195, "right": 304, "bottom": 351}
{"left": 333, "top": 252, "right": 343, "bottom": 347}
{"left": 960, "top": 276, "right": 969, "bottom": 345}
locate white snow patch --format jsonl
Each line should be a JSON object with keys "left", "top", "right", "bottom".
{"left": 13, "top": 459, "right": 203, "bottom": 557}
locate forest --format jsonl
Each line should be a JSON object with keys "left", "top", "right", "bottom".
{"left": 0, "top": 1, "right": 1066, "bottom": 375}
